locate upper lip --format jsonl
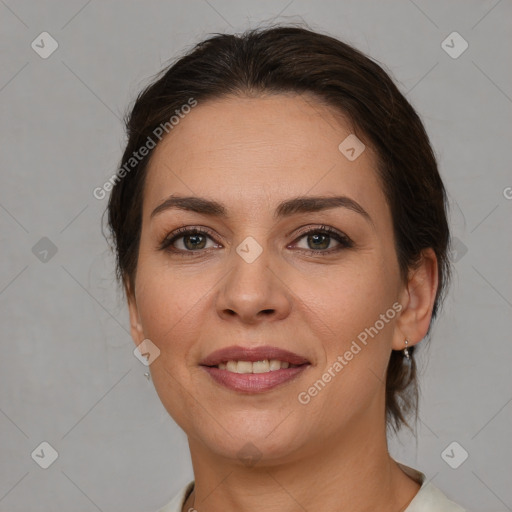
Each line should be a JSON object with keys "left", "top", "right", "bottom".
{"left": 200, "top": 345, "right": 310, "bottom": 367}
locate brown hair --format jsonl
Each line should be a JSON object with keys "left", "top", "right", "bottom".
{"left": 106, "top": 24, "right": 451, "bottom": 432}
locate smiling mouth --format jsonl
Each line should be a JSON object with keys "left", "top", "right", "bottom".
{"left": 199, "top": 345, "right": 311, "bottom": 392}
{"left": 201, "top": 352, "right": 310, "bottom": 393}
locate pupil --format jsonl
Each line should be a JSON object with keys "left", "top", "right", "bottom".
{"left": 186, "top": 234, "right": 206, "bottom": 250}
{"left": 308, "top": 234, "right": 329, "bottom": 249}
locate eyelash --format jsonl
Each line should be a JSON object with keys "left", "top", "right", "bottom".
{"left": 158, "top": 225, "right": 354, "bottom": 257}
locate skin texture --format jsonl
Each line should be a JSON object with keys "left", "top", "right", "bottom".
{"left": 127, "top": 93, "right": 438, "bottom": 512}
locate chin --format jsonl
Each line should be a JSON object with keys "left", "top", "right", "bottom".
{"left": 190, "top": 413, "right": 310, "bottom": 466}
{"left": 214, "top": 435, "right": 304, "bottom": 467}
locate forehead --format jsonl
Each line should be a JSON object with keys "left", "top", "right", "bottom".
{"left": 142, "top": 93, "right": 387, "bottom": 222}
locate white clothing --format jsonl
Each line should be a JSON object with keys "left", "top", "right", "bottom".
{"left": 156, "top": 463, "right": 466, "bottom": 512}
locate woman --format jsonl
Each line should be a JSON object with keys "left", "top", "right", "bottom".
{"left": 106, "top": 25, "right": 465, "bottom": 512}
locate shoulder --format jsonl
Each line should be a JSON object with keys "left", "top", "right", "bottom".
{"left": 399, "top": 463, "right": 467, "bottom": 512}
{"left": 406, "top": 480, "right": 467, "bottom": 511}
{"left": 154, "top": 469, "right": 468, "bottom": 512}
{"left": 156, "top": 481, "right": 194, "bottom": 512}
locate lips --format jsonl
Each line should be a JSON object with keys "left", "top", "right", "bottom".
{"left": 199, "top": 345, "right": 310, "bottom": 367}
{"left": 199, "top": 345, "right": 311, "bottom": 393}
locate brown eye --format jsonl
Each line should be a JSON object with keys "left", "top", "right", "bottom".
{"left": 306, "top": 232, "right": 331, "bottom": 250}
{"left": 159, "top": 227, "right": 221, "bottom": 255}
{"left": 180, "top": 232, "right": 208, "bottom": 251}
{"left": 292, "top": 226, "right": 353, "bottom": 255}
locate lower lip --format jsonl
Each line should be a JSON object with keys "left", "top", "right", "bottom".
{"left": 201, "top": 365, "right": 309, "bottom": 393}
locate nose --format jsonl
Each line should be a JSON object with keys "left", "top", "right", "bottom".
{"left": 215, "top": 245, "right": 292, "bottom": 325}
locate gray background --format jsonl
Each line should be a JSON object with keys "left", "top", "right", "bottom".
{"left": 1, "top": 1, "right": 511, "bottom": 511}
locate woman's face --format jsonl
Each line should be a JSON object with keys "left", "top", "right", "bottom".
{"left": 128, "top": 93, "right": 414, "bottom": 463}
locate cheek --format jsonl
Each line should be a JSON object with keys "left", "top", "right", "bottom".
{"left": 296, "top": 260, "right": 398, "bottom": 402}
{"left": 135, "top": 265, "right": 207, "bottom": 347}
{"left": 133, "top": 256, "right": 211, "bottom": 389}
{"left": 307, "top": 263, "right": 397, "bottom": 347}
{"left": 133, "top": 266, "right": 211, "bottom": 429}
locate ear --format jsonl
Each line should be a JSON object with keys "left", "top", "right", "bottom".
{"left": 125, "top": 279, "right": 145, "bottom": 347}
{"left": 392, "top": 248, "right": 439, "bottom": 351}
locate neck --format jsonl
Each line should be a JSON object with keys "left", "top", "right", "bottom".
{"left": 183, "top": 417, "right": 420, "bottom": 512}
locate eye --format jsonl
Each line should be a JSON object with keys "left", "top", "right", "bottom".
{"left": 159, "top": 224, "right": 353, "bottom": 257}
{"left": 291, "top": 225, "right": 353, "bottom": 255}
{"left": 158, "top": 227, "right": 220, "bottom": 255}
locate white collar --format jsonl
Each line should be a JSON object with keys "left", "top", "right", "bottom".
{"left": 157, "top": 463, "right": 466, "bottom": 512}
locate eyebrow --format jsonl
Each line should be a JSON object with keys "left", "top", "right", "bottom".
{"left": 150, "top": 194, "right": 373, "bottom": 225}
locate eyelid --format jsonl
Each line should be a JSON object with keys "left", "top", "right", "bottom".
{"left": 292, "top": 224, "right": 349, "bottom": 241}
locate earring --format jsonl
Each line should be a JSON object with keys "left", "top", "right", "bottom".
{"left": 403, "top": 339, "right": 411, "bottom": 360}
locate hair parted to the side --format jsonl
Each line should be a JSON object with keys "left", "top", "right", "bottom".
{"left": 106, "top": 23, "right": 451, "bottom": 433}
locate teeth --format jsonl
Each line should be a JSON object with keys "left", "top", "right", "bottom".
{"left": 216, "top": 359, "right": 297, "bottom": 373}
{"left": 252, "top": 360, "right": 269, "bottom": 373}
{"left": 269, "top": 359, "right": 282, "bottom": 371}
{"left": 237, "top": 361, "right": 253, "bottom": 374}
